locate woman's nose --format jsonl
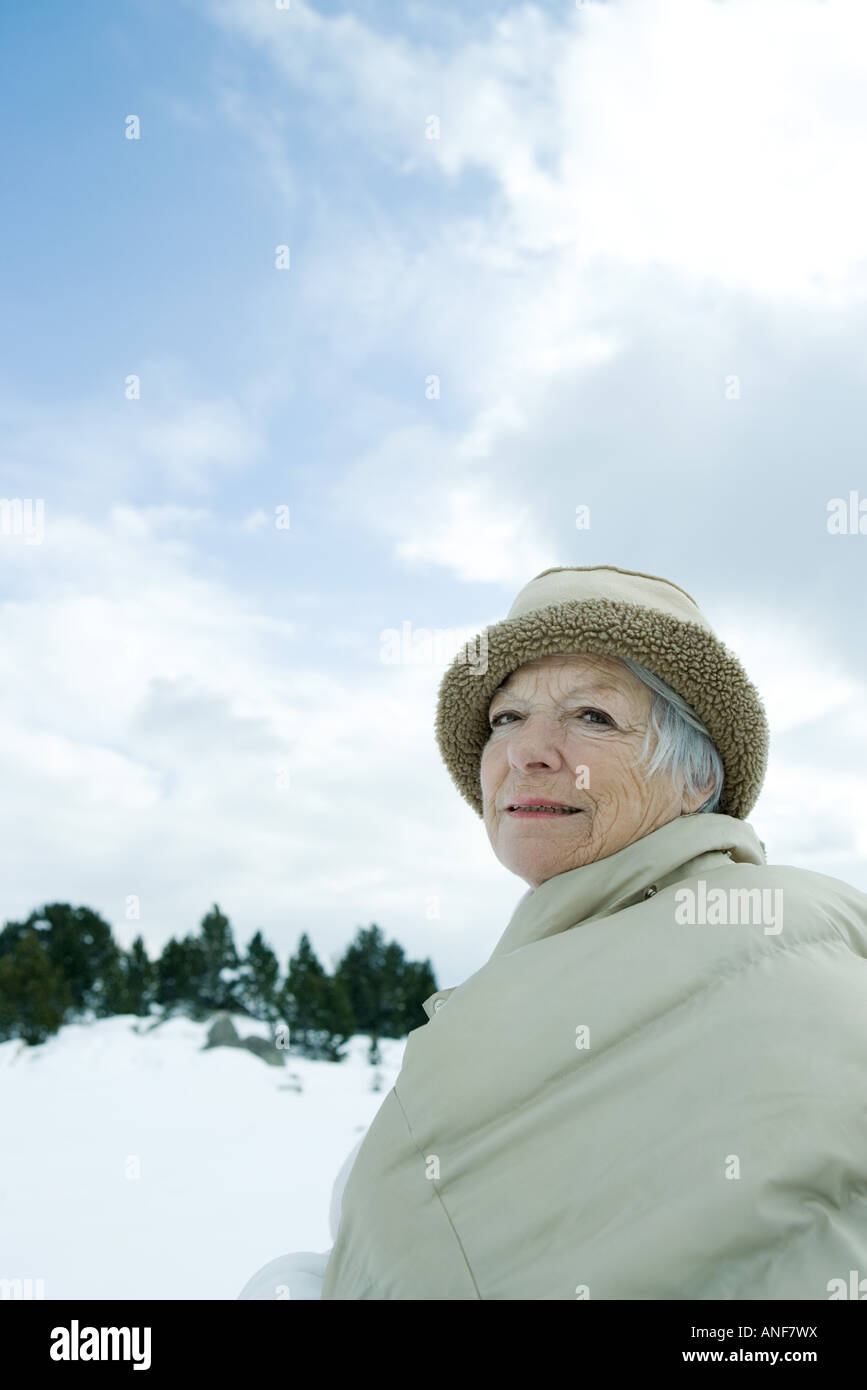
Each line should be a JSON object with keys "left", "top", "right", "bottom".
{"left": 506, "top": 716, "right": 565, "bottom": 773}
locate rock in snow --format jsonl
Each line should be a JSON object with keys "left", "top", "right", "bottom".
{"left": 203, "top": 1011, "right": 285, "bottom": 1066}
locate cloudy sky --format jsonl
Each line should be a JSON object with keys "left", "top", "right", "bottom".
{"left": 1, "top": 0, "right": 866, "bottom": 989}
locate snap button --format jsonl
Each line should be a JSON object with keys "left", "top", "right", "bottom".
{"left": 433, "top": 998, "right": 447, "bottom": 1013}
{"left": 643, "top": 885, "right": 658, "bottom": 899}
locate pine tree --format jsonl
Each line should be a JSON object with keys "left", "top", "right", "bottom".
{"left": 238, "top": 930, "right": 281, "bottom": 1030}
{"left": 333, "top": 924, "right": 389, "bottom": 1034}
{"left": 99, "top": 950, "right": 132, "bottom": 1017}
{"left": 194, "top": 904, "right": 241, "bottom": 1013}
{"left": 0, "top": 927, "right": 72, "bottom": 1045}
{"left": 381, "top": 940, "right": 408, "bottom": 1036}
{"left": 281, "top": 934, "right": 356, "bottom": 1061}
{"left": 2, "top": 904, "right": 123, "bottom": 1021}
{"left": 396, "top": 957, "right": 438, "bottom": 1034}
{"left": 281, "top": 932, "right": 326, "bottom": 1049}
{"left": 322, "top": 972, "right": 355, "bottom": 1062}
{"left": 155, "top": 935, "right": 206, "bottom": 1018}
{"left": 0, "top": 919, "right": 32, "bottom": 958}
{"left": 122, "top": 936, "right": 156, "bottom": 1017}
{"left": 334, "top": 924, "right": 438, "bottom": 1039}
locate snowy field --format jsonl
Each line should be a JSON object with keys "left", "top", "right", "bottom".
{"left": 0, "top": 1014, "right": 406, "bottom": 1299}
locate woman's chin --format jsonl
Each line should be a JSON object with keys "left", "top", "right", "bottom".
{"left": 502, "top": 845, "right": 577, "bottom": 885}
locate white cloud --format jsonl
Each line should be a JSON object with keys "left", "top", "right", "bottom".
{"left": 111, "top": 505, "right": 213, "bottom": 539}
{"left": 709, "top": 602, "right": 861, "bottom": 737}
{"left": 209, "top": 0, "right": 867, "bottom": 298}
{"left": 3, "top": 367, "right": 265, "bottom": 506}
{"left": 204, "top": 0, "right": 867, "bottom": 592}
{"left": 330, "top": 421, "right": 550, "bottom": 583}
{"left": 393, "top": 483, "right": 541, "bottom": 583}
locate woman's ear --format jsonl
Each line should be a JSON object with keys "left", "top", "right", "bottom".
{"left": 680, "top": 774, "right": 717, "bottom": 815}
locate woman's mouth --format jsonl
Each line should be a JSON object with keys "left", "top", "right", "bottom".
{"left": 507, "top": 801, "right": 583, "bottom": 817}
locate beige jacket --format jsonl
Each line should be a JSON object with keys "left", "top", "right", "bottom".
{"left": 322, "top": 812, "right": 867, "bottom": 1299}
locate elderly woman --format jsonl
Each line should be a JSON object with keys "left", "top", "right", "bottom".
{"left": 241, "top": 565, "right": 867, "bottom": 1300}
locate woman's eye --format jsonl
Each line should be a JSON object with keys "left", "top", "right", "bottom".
{"left": 488, "top": 708, "right": 612, "bottom": 729}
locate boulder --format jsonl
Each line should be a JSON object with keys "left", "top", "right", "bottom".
{"left": 204, "top": 1013, "right": 241, "bottom": 1049}
{"left": 240, "top": 1035, "right": 284, "bottom": 1068}
{"left": 202, "top": 1013, "right": 285, "bottom": 1067}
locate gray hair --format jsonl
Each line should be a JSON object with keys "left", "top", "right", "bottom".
{"left": 617, "top": 657, "right": 724, "bottom": 814}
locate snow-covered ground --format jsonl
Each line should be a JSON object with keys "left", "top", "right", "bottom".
{"left": 0, "top": 1014, "right": 406, "bottom": 1299}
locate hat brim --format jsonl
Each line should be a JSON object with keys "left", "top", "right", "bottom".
{"left": 435, "top": 598, "right": 769, "bottom": 821}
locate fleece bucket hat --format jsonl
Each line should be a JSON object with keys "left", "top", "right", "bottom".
{"left": 435, "top": 564, "right": 769, "bottom": 822}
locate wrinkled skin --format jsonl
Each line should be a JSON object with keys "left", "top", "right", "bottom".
{"left": 481, "top": 652, "right": 715, "bottom": 887}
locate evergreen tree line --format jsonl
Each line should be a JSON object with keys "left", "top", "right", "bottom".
{"left": 0, "top": 903, "right": 438, "bottom": 1060}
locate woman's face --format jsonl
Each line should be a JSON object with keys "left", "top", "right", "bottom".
{"left": 480, "top": 652, "right": 712, "bottom": 887}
